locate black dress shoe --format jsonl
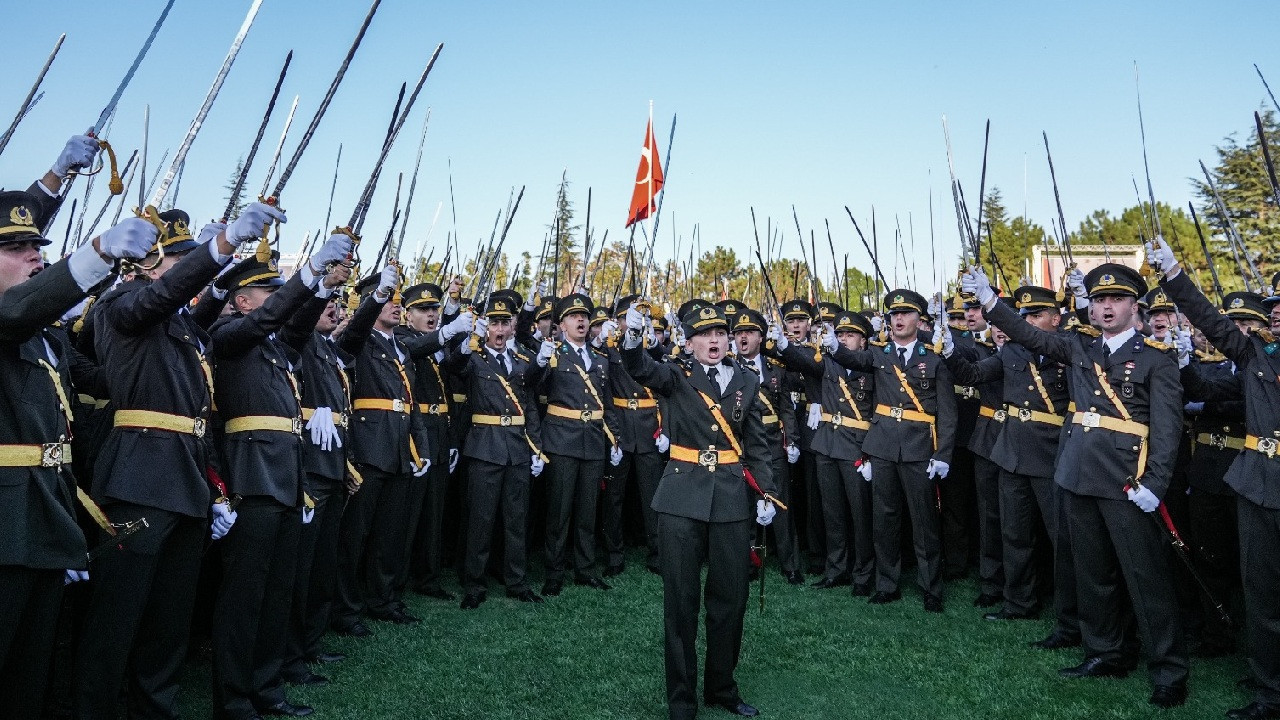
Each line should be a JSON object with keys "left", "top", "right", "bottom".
{"left": 541, "top": 580, "right": 563, "bottom": 597}
{"left": 307, "top": 651, "right": 345, "bottom": 664}
{"left": 1058, "top": 657, "right": 1130, "bottom": 679}
{"left": 1030, "top": 631, "right": 1081, "bottom": 650}
{"left": 261, "top": 701, "right": 313, "bottom": 717}
{"left": 851, "top": 582, "right": 872, "bottom": 597}
{"left": 1149, "top": 683, "right": 1187, "bottom": 709}
{"left": 868, "top": 590, "right": 902, "bottom": 605}
{"left": 332, "top": 621, "right": 372, "bottom": 638}
{"left": 922, "top": 593, "right": 944, "bottom": 614}
{"left": 412, "top": 584, "right": 456, "bottom": 601}
{"left": 708, "top": 699, "right": 759, "bottom": 717}
{"left": 972, "top": 592, "right": 1003, "bottom": 608}
{"left": 1227, "top": 701, "right": 1280, "bottom": 719}
{"left": 984, "top": 608, "right": 1040, "bottom": 621}
{"left": 287, "top": 672, "right": 330, "bottom": 687}
{"left": 784, "top": 570, "right": 805, "bottom": 585}
{"left": 811, "top": 576, "right": 846, "bottom": 589}
{"left": 602, "top": 564, "right": 625, "bottom": 578}
{"left": 459, "top": 592, "right": 486, "bottom": 610}
{"left": 574, "top": 575, "right": 611, "bottom": 590}
{"left": 370, "top": 608, "right": 421, "bottom": 625}
{"left": 506, "top": 589, "right": 544, "bottom": 603}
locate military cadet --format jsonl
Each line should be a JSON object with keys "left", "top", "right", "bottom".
{"left": 810, "top": 289, "right": 958, "bottom": 613}
{"left": 446, "top": 292, "right": 548, "bottom": 608}
{"left": 517, "top": 284, "right": 555, "bottom": 352}
{"left": 770, "top": 309, "right": 876, "bottom": 592}
{"left": 734, "top": 308, "right": 803, "bottom": 585}
{"left": 208, "top": 231, "right": 352, "bottom": 720}
{"left": 967, "top": 262, "right": 1188, "bottom": 708}
{"left": 535, "top": 292, "right": 622, "bottom": 595}
{"left": 0, "top": 193, "right": 154, "bottom": 720}
{"left": 1150, "top": 241, "right": 1280, "bottom": 719}
{"left": 939, "top": 295, "right": 984, "bottom": 583}
{"left": 331, "top": 265, "right": 432, "bottom": 635}
{"left": 398, "top": 283, "right": 473, "bottom": 600}
{"left": 75, "top": 204, "right": 280, "bottom": 720}
{"left": 778, "top": 299, "right": 825, "bottom": 575}
{"left": 621, "top": 302, "right": 778, "bottom": 720}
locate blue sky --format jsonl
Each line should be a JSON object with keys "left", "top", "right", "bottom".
{"left": 3, "top": 0, "right": 1278, "bottom": 288}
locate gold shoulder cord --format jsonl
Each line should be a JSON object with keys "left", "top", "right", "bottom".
{"left": 890, "top": 363, "right": 937, "bottom": 451}
{"left": 390, "top": 358, "right": 422, "bottom": 463}
{"left": 833, "top": 374, "right": 866, "bottom": 423}
{"left": 492, "top": 371, "right": 548, "bottom": 462}
{"left": 1026, "top": 362, "right": 1058, "bottom": 413}
{"left": 1090, "top": 361, "right": 1148, "bottom": 481}
{"left": 568, "top": 362, "right": 617, "bottom": 445}
{"left": 38, "top": 358, "right": 115, "bottom": 535}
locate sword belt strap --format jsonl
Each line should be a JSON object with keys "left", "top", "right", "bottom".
{"left": 1245, "top": 434, "right": 1280, "bottom": 459}
{"left": 761, "top": 414, "right": 780, "bottom": 426}
{"left": 566, "top": 362, "right": 617, "bottom": 445}
{"left": 224, "top": 415, "right": 302, "bottom": 436}
{"left": 613, "top": 397, "right": 658, "bottom": 409}
{"left": 471, "top": 414, "right": 526, "bottom": 427}
{"left": 114, "top": 409, "right": 207, "bottom": 437}
{"left": 546, "top": 405, "right": 605, "bottom": 422}
{"left": 451, "top": 393, "right": 468, "bottom": 403}
{"left": 0, "top": 443, "right": 73, "bottom": 467}
{"left": 352, "top": 398, "right": 408, "bottom": 413}
{"left": 669, "top": 444, "right": 740, "bottom": 466}
{"left": 891, "top": 364, "right": 936, "bottom": 451}
{"left": 820, "top": 412, "right": 871, "bottom": 430}
{"left": 874, "top": 404, "right": 936, "bottom": 426}
{"left": 1090, "top": 361, "right": 1148, "bottom": 480}
{"left": 978, "top": 406, "right": 1006, "bottom": 423}
{"left": 1027, "top": 361, "right": 1058, "bottom": 413}
{"left": 1003, "top": 403, "right": 1065, "bottom": 427}
{"left": 833, "top": 374, "right": 866, "bottom": 423}
{"left": 416, "top": 403, "right": 447, "bottom": 415}
{"left": 1194, "top": 432, "right": 1245, "bottom": 451}
{"left": 301, "top": 407, "right": 349, "bottom": 428}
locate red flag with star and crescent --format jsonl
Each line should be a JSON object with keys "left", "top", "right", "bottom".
{"left": 625, "top": 117, "right": 664, "bottom": 227}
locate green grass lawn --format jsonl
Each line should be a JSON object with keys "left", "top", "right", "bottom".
{"left": 179, "top": 550, "right": 1250, "bottom": 720}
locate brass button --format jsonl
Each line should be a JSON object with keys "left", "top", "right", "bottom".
{"left": 1132, "top": 446, "right": 1139, "bottom": 451}
{"left": 1094, "top": 390, "right": 1101, "bottom": 396}
{"left": 711, "top": 424, "right": 719, "bottom": 431}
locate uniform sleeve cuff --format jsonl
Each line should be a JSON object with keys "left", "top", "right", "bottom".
{"left": 67, "top": 244, "right": 114, "bottom": 291}
{"left": 208, "top": 241, "right": 233, "bottom": 264}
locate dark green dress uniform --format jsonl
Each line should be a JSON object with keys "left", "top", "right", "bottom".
{"left": 941, "top": 303, "right": 982, "bottom": 581}
{"left": 209, "top": 254, "right": 327, "bottom": 720}
{"left": 622, "top": 306, "right": 777, "bottom": 720}
{"left": 538, "top": 294, "right": 621, "bottom": 591}
{"left": 1162, "top": 271, "right": 1280, "bottom": 714}
{"left": 986, "top": 264, "right": 1187, "bottom": 694}
{"left": 0, "top": 195, "right": 111, "bottom": 719}
{"left": 774, "top": 311, "right": 876, "bottom": 590}
{"left": 443, "top": 294, "right": 547, "bottom": 605}
{"left": 829, "top": 290, "right": 958, "bottom": 606}
{"left": 76, "top": 212, "right": 232, "bottom": 720}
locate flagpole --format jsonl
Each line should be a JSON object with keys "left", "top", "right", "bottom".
{"left": 647, "top": 100, "right": 655, "bottom": 299}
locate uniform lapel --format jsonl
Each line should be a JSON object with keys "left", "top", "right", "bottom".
{"left": 688, "top": 360, "right": 719, "bottom": 400}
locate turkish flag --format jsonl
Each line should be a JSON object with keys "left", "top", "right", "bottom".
{"left": 625, "top": 117, "right": 664, "bottom": 227}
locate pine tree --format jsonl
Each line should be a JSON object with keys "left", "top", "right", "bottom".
{"left": 221, "top": 156, "right": 247, "bottom": 221}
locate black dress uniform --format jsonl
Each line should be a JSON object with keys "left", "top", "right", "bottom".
{"left": 76, "top": 213, "right": 231, "bottom": 720}
{"left": 209, "top": 254, "right": 328, "bottom": 720}
{"left": 828, "top": 290, "right": 958, "bottom": 607}
{"left": 941, "top": 301, "right": 981, "bottom": 581}
{"left": 985, "top": 264, "right": 1187, "bottom": 698}
{"left": 774, "top": 311, "right": 876, "bottom": 591}
{"left": 778, "top": 299, "right": 825, "bottom": 573}
{"left": 444, "top": 294, "right": 548, "bottom": 606}
{"left": 622, "top": 305, "right": 777, "bottom": 720}
{"left": 1162, "top": 271, "right": 1280, "bottom": 716}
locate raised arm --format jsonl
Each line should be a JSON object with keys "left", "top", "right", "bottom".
{"left": 1160, "top": 271, "right": 1253, "bottom": 365}
{"left": 943, "top": 348, "right": 1005, "bottom": 387}
{"left": 621, "top": 341, "right": 681, "bottom": 397}
{"left": 982, "top": 300, "right": 1075, "bottom": 366}
{"left": 210, "top": 273, "right": 313, "bottom": 358}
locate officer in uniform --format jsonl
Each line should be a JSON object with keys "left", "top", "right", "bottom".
{"left": 1151, "top": 241, "right": 1280, "bottom": 718}
{"left": 968, "top": 262, "right": 1188, "bottom": 709}
{"left": 816, "top": 289, "right": 958, "bottom": 613}
{"left": 621, "top": 303, "right": 778, "bottom": 720}
{"left": 778, "top": 299, "right": 825, "bottom": 575}
{"left": 446, "top": 292, "right": 548, "bottom": 609}
{"left": 939, "top": 295, "right": 984, "bottom": 582}
{"left": 0, "top": 192, "right": 152, "bottom": 720}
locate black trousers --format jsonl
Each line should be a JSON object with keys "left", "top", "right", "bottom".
{"left": 407, "top": 460, "right": 451, "bottom": 591}
{"left": 657, "top": 513, "right": 751, "bottom": 720}
{"left": 212, "top": 498, "right": 301, "bottom": 720}
{"left": 282, "top": 474, "right": 345, "bottom": 682}
{"left": 972, "top": 454, "right": 1004, "bottom": 597}
{"left": 603, "top": 449, "right": 664, "bottom": 571}
{"left": 1238, "top": 497, "right": 1280, "bottom": 709}
{"left": 544, "top": 454, "right": 606, "bottom": 582}
{"left": 799, "top": 449, "right": 824, "bottom": 570}
{"left": 815, "top": 454, "right": 873, "bottom": 584}
{"left": 74, "top": 504, "right": 205, "bottom": 720}
{"left": 1188, "top": 489, "right": 1239, "bottom": 645}
{"left": 998, "top": 470, "right": 1054, "bottom": 616}
{"left": 0, "top": 566, "right": 63, "bottom": 720}
{"left": 870, "top": 458, "right": 943, "bottom": 597}
{"left": 1067, "top": 491, "right": 1187, "bottom": 687}
{"left": 939, "top": 446, "right": 976, "bottom": 576}
{"left": 333, "top": 465, "right": 413, "bottom": 626}
{"left": 462, "top": 459, "right": 531, "bottom": 594}
{"left": 765, "top": 456, "right": 802, "bottom": 574}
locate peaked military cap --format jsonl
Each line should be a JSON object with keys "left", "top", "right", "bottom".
{"left": 1013, "top": 285, "right": 1058, "bottom": 314}
{"left": 675, "top": 298, "right": 709, "bottom": 321}
{"left": 484, "top": 291, "right": 516, "bottom": 319}
{"left": 0, "top": 190, "right": 49, "bottom": 246}
{"left": 732, "top": 308, "right": 766, "bottom": 334}
{"left": 535, "top": 295, "right": 556, "bottom": 321}
{"left": 1223, "top": 291, "right": 1268, "bottom": 322}
{"left": 883, "top": 288, "right": 927, "bottom": 315}
{"left": 222, "top": 244, "right": 284, "bottom": 292}
{"left": 589, "top": 306, "right": 610, "bottom": 327}
{"left": 403, "top": 282, "right": 443, "bottom": 309}
{"left": 833, "top": 310, "right": 872, "bottom": 336}
{"left": 817, "top": 301, "right": 843, "bottom": 322}
{"left": 716, "top": 299, "right": 746, "bottom": 325}
{"left": 1265, "top": 272, "right": 1280, "bottom": 306}
{"left": 1085, "top": 263, "right": 1146, "bottom": 299}
{"left": 651, "top": 316, "right": 669, "bottom": 332}
{"left": 614, "top": 293, "right": 650, "bottom": 317}
{"left": 781, "top": 299, "right": 815, "bottom": 321}
{"left": 555, "top": 293, "right": 593, "bottom": 321}
{"left": 1144, "top": 287, "right": 1176, "bottom": 314}
{"left": 682, "top": 304, "right": 729, "bottom": 338}
{"left": 155, "top": 209, "right": 199, "bottom": 254}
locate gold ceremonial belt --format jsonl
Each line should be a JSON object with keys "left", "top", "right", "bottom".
{"left": 1070, "top": 411, "right": 1149, "bottom": 438}
{"left": 761, "top": 414, "right": 780, "bottom": 426}
{"left": 76, "top": 394, "right": 110, "bottom": 410}
{"left": 114, "top": 409, "right": 207, "bottom": 438}
{"left": 1002, "top": 404, "right": 1065, "bottom": 427}
{"left": 416, "top": 403, "right": 447, "bottom": 415}
{"left": 451, "top": 394, "right": 468, "bottom": 403}
{"left": 873, "top": 404, "right": 935, "bottom": 425}
{"left": 0, "top": 442, "right": 73, "bottom": 467}
{"left": 352, "top": 398, "right": 408, "bottom": 414}
{"left": 224, "top": 415, "right": 303, "bottom": 436}
{"left": 301, "top": 408, "right": 349, "bottom": 428}
{"left": 820, "top": 412, "right": 871, "bottom": 430}
{"left": 1245, "top": 435, "right": 1280, "bottom": 459}
{"left": 472, "top": 414, "right": 525, "bottom": 427}
{"left": 954, "top": 385, "right": 981, "bottom": 400}
{"left": 979, "top": 406, "right": 1006, "bottom": 423}
{"left": 546, "top": 405, "right": 604, "bottom": 422}
{"left": 1196, "top": 432, "right": 1245, "bottom": 451}
{"left": 669, "top": 444, "right": 740, "bottom": 471}
{"left": 613, "top": 397, "right": 657, "bottom": 410}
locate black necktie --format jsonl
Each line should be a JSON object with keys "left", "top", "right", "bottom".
{"left": 897, "top": 347, "right": 907, "bottom": 367}
{"left": 495, "top": 352, "right": 509, "bottom": 376}
{"left": 1102, "top": 343, "right": 1111, "bottom": 359}
{"left": 707, "top": 366, "right": 720, "bottom": 390}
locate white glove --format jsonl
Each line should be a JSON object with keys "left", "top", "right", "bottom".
{"left": 769, "top": 324, "right": 789, "bottom": 351}
{"left": 673, "top": 326, "right": 686, "bottom": 348}
{"left": 961, "top": 267, "right": 995, "bottom": 307}
{"left": 858, "top": 459, "right": 873, "bottom": 482}
{"left": 1175, "top": 328, "right": 1193, "bottom": 368}
{"left": 302, "top": 506, "right": 315, "bottom": 524}
{"left": 1126, "top": 485, "right": 1160, "bottom": 513}
{"left": 927, "top": 293, "right": 942, "bottom": 320}
{"left": 98, "top": 217, "right": 160, "bottom": 260}
{"left": 527, "top": 281, "right": 547, "bottom": 310}
{"left": 806, "top": 403, "right": 822, "bottom": 430}
{"left": 531, "top": 454, "right": 545, "bottom": 477}
{"left": 940, "top": 325, "right": 955, "bottom": 358}
{"left": 198, "top": 221, "right": 227, "bottom": 247}
{"left": 411, "top": 458, "right": 431, "bottom": 477}
{"left": 449, "top": 448, "right": 459, "bottom": 473}
{"left": 52, "top": 134, "right": 100, "bottom": 178}
{"left": 474, "top": 317, "right": 489, "bottom": 339}
{"left": 1146, "top": 236, "right": 1179, "bottom": 277}
{"left": 226, "top": 201, "right": 286, "bottom": 248}
{"left": 309, "top": 233, "right": 354, "bottom": 271}
{"left": 211, "top": 501, "right": 237, "bottom": 540}
{"left": 305, "top": 407, "right": 343, "bottom": 451}
{"left": 643, "top": 321, "right": 657, "bottom": 347}
{"left": 1066, "top": 268, "right": 1087, "bottom": 298}
{"left": 927, "top": 459, "right": 950, "bottom": 480}
{"left": 655, "top": 433, "right": 670, "bottom": 453}
{"left": 64, "top": 569, "right": 90, "bottom": 585}
{"left": 609, "top": 445, "right": 623, "bottom": 466}
{"left": 786, "top": 443, "right": 800, "bottom": 464}
{"left": 595, "top": 320, "right": 618, "bottom": 348}
{"left": 870, "top": 315, "right": 883, "bottom": 333}
{"left": 536, "top": 338, "right": 557, "bottom": 367}
{"left": 625, "top": 304, "right": 645, "bottom": 332}
{"left": 820, "top": 324, "right": 838, "bottom": 352}
{"left": 376, "top": 263, "right": 399, "bottom": 298}
{"left": 756, "top": 499, "right": 776, "bottom": 527}
{"left": 441, "top": 310, "right": 474, "bottom": 342}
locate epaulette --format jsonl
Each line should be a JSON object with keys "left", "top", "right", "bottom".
{"left": 514, "top": 352, "right": 530, "bottom": 364}
{"left": 590, "top": 345, "right": 608, "bottom": 357}
{"left": 1195, "top": 349, "right": 1228, "bottom": 364}
{"left": 1144, "top": 336, "right": 1173, "bottom": 351}
{"left": 1256, "top": 327, "right": 1276, "bottom": 343}
{"left": 766, "top": 356, "right": 784, "bottom": 369}
{"left": 1074, "top": 324, "right": 1101, "bottom": 337}
{"left": 868, "top": 339, "right": 888, "bottom": 348}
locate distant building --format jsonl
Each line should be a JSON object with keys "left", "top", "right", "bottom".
{"left": 1028, "top": 243, "right": 1143, "bottom": 289}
